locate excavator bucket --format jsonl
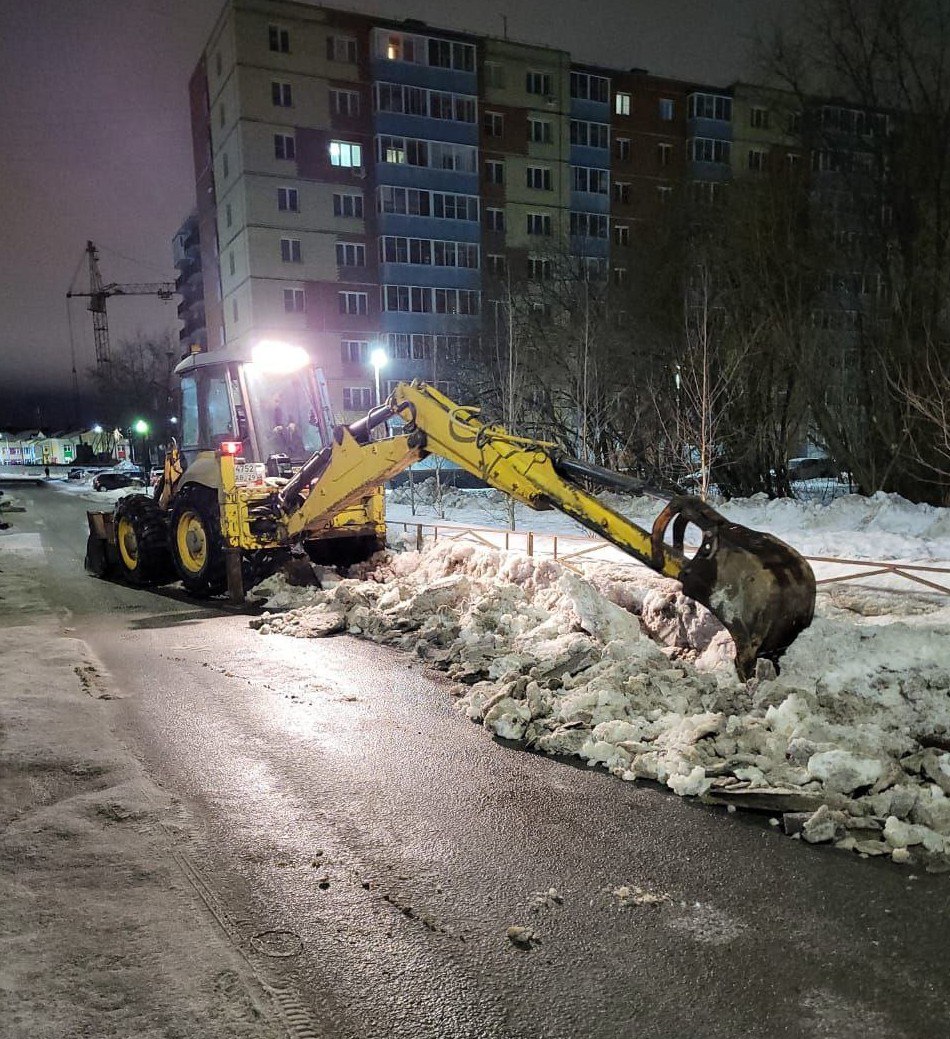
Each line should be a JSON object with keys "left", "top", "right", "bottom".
{"left": 651, "top": 497, "right": 816, "bottom": 680}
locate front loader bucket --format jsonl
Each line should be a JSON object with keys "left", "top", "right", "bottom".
{"left": 651, "top": 497, "right": 816, "bottom": 680}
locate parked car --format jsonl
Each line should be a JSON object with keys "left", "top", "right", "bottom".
{"left": 92, "top": 469, "right": 146, "bottom": 491}
{"left": 787, "top": 457, "right": 837, "bottom": 481}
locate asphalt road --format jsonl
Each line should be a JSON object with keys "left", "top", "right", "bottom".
{"left": 7, "top": 483, "right": 950, "bottom": 1039}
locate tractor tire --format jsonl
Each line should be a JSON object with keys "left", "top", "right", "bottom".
{"left": 168, "top": 484, "right": 227, "bottom": 597}
{"left": 113, "top": 494, "right": 174, "bottom": 586}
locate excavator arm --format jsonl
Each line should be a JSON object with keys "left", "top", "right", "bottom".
{"left": 276, "top": 382, "right": 815, "bottom": 678}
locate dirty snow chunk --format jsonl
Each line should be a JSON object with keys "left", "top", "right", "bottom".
{"left": 483, "top": 697, "right": 531, "bottom": 741}
{"left": 802, "top": 805, "right": 848, "bottom": 844}
{"left": 807, "top": 750, "right": 886, "bottom": 794}
{"left": 506, "top": 926, "right": 536, "bottom": 947}
{"left": 613, "top": 885, "right": 669, "bottom": 906}
{"left": 883, "top": 816, "right": 950, "bottom": 855}
{"left": 668, "top": 766, "right": 713, "bottom": 798}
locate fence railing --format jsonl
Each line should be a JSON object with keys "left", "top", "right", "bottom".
{"left": 387, "top": 518, "right": 950, "bottom": 598}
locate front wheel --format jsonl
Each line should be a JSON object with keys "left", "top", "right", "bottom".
{"left": 168, "top": 485, "right": 227, "bottom": 596}
{"left": 113, "top": 494, "right": 173, "bottom": 586}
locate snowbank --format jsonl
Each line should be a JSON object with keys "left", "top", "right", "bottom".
{"left": 252, "top": 541, "right": 950, "bottom": 873}
{"left": 388, "top": 486, "right": 950, "bottom": 564}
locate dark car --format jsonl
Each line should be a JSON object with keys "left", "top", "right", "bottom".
{"left": 92, "top": 469, "right": 146, "bottom": 491}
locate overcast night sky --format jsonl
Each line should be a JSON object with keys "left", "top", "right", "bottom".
{"left": 0, "top": 0, "right": 789, "bottom": 427}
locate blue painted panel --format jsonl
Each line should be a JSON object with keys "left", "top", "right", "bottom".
{"left": 380, "top": 311, "right": 482, "bottom": 335}
{"left": 569, "top": 235, "right": 609, "bottom": 257}
{"left": 570, "top": 191, "right": 610, "bottom": 214}
{"left": 380, "top": 263, "right": 481, "bottom": 290}
{"left": 374, "top": 162, "right": 479, "bottom": 195}
{"left": 687, "top": 117, "right": 733, "bottom": 141}
{"left": 374, "top": 111, "right": 478, "bottom": 147}
{"left": 377, "top": 213, "right": 481, "bottom": 243}
{"left": 570, "top": 98, "right": 610, "bottom": 122}
{"left": 371, "top": 59, "right": 476, "bottom": 96}
{"left": 570, "top": 144, "right": 609, "bottom": 168}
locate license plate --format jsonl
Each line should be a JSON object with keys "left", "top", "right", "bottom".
{"left": 234, "top": 462, "right": 266, "bottom": 485}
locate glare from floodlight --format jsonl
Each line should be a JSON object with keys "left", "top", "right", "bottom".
{"left": 134, "top": 419, "right": 149, "bottom": 435}
{"left": 252, "top": 340, "right": 309, "bottom": 374}
{"left": 370, "top": 347, "right": 388, "bottom": 370}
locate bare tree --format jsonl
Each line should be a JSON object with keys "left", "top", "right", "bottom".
{"left": 89, "top": 331, "right": 179, "bottom": 437}
{"left": 764, "top": 0, "right": 950, "bottom": 502}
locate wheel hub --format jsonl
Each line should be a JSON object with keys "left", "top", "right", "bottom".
{"left": 176, "top": 513, "right": 208, "bottom": 573}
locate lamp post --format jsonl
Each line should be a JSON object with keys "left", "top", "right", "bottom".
{"left": 133, "top": 419, "right": 150, "bottom": 467}
{"left": 370, "top": 346, "right": 388, "bottom": 407}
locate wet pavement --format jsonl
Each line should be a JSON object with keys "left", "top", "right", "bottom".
{"left": 6, "top": 483, "right": 950, "bottom": 1038}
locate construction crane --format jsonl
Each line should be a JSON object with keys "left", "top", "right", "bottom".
{"left": 66, "top": 240, "right": 176, "bottom": 367}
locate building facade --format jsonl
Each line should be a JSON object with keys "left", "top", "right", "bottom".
{"left": 190, "top": 0, "right": 829, "bottom": 417}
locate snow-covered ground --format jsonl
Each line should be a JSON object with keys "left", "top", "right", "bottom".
{"left": 253, "top": 487, "right": 950, "bottom": 874}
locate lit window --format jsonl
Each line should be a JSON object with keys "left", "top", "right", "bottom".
{"left": 615, "top": 92, "right": 631, "bottom": 116}
{"left": 329, "top": 140, "right": 362, "bottom": 168}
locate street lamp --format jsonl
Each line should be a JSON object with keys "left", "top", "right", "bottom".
{"left": 370, "top": 346, "right": 388, "bottom": 407}
{"left": 92, "top": 424, "right": 103, "bottom": 434}
{"left": 132, "top": 419, "right": 150, "bottom": 467}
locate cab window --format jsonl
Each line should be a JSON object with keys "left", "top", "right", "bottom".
{"left": 205, "top": 372, "right": 234, "bottom": 442}
{"left": 180, "top": 376, "right": 199, "bottom": 448}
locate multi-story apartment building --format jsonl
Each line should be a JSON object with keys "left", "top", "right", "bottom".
{"left": 172, "top": 212, "right": 206, "bottom": 353}
{"left": 188, "top": 0, "right": 870, "bottom": 418}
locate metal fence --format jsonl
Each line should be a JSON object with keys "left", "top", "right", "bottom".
{"left": 387, "top": 518, "right": 950, "bottom": 598}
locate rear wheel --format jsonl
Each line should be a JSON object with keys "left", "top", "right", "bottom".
{"left": 168, "top": 485, "right": 227, "bottom": 596}
{"left": 113, "top": 494, "right": 173, "bottom": 586}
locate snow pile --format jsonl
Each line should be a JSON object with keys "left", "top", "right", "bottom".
{"left": 252, "top": 542, "right": 950, "bottom": 872}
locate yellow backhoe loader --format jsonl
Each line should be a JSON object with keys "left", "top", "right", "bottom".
{"left": 85, "top": 341, "right": 816, "bottom": 678}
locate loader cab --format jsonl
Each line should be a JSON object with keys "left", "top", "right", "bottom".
{"left": 175, "top": 343, "right": 332, "bottom": 471}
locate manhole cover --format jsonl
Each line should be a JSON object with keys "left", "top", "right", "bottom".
{"left": 249, "top": 929, "right": 303, "bottom": 958}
